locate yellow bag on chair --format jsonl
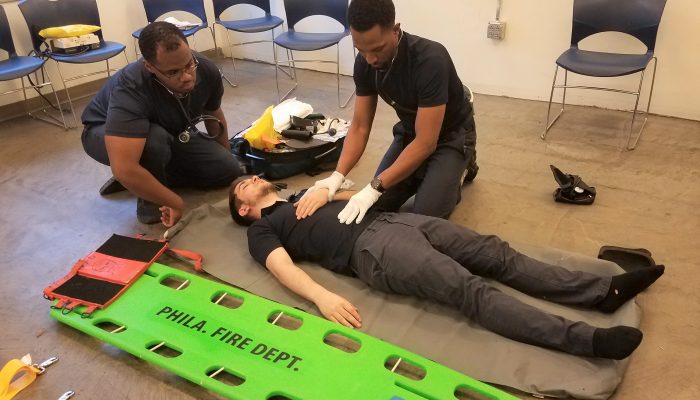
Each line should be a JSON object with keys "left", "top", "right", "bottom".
{"left": 244, "top": 105, "right": 281, "bottom": 151}
{"left": 38, "top": 24, "right": 101, "bottom": 39}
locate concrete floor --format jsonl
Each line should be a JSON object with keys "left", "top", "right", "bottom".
{"left": 1, "top": 59, "right": 699, "bottom": 399}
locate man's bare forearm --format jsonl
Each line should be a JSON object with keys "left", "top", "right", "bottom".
{"left": 335, "top": 95, "right": 377, "bottom": 176}
{"left": 335, "top": 125, "right": 370, "bottom": 176}
{"left": 376, "top": 140, "right": 434, "bottom": 187}
{"left": 265, "top": 247, "right": 330, "bottom": 304}
{"left": 117, "top": 164, "right": 184, "bottom": 210}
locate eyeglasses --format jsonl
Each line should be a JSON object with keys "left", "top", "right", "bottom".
{"left": 152, "top": 54, "right": 199, "bottom": 80}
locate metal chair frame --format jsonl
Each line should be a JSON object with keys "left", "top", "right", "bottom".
{"left": 273, "top": 0, "right": 355, "bottom": 108}
{"left": 0, "top": 68, "right": 68, "bottom": 129}
{"left": 134, "top": 0, "right": 230, "bottom": 86}
{"left": 274, "top": 43, "right": 356, "bottom": 108}
{"left": 0, "top": 4, "right": 67, "bottom": 128}
{"left": 541, "top": 0, "right": 666, "bottom": 150}
{"left": 51, "top": 53, "right": 128, "bottom": 127}
{"left": 212, "top": 0, "right": 294, "bottom": 87}
{"left": 542, "top": 57, "right": 658, "bottom": 150}
{"left": 18, "top": 0, "right": 128, "bottom": 128}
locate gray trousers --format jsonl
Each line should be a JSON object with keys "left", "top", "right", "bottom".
{"left": 373, "top": 118, "right": 477, "bottom": 219}
{"left": 350, "top": 213, "right": 611, "bottom": 357}
{"left": 82, "top": 123, "right": 241, "bottom": 188}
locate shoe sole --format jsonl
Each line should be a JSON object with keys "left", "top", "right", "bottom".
{"left": 99, "top": 178, "right": 127, "bottom": 196}
{"left": 464, "top": 164, "right": 479, "bottom": 184}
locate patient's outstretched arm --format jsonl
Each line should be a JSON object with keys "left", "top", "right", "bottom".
{"left": 265, "top": 247, "right": 362, "bottom": 328}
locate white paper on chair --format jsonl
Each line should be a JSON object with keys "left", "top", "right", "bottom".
{"left": 163, "top": 17, "right": 200, "bottom": 30}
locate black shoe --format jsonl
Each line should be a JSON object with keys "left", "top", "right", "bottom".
{"left": 598, "top": 246, "right": 656, "bottom": 272}
{"left": 99, "top": 177, "right": 127, "bottom": 196}
{"left": 137, "top": 198, "right": 161, "bottom": 224}
{"left": 463, "top": 160, "right": 479, "bottom": 184}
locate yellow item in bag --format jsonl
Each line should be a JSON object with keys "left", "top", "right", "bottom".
{"left": 244, "top": 105, "right": 281, "bottom": 151}
{"left": 38, "top": 24, "right": 101, "bottom": 39}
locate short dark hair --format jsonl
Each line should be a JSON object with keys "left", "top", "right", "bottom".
{"left": 348, "top": 0, "right": 395, "bottom": 32}
{"left": 138, "top": 21, "right": 187, "bottom": 63}
{"left": 229, "top": 175, "right": 255, "bottom": 226}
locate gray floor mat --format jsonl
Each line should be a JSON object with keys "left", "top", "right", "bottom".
{"left": 167, "top": 200, "right": 639, "bottom": 399}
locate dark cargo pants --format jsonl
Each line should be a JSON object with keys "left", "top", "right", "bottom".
{"left": 350, "top": 212, "right": 611, "bottom": 357}
{"left": 82, "top": 122, "right": 241, "bottom": 188}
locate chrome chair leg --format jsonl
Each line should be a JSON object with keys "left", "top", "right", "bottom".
{"left": 542, "top": 65, "right": 563, "bottom": 139}
{"left": 562, "top": 70, "right": 568, "bottom": 108}
{"left": 20, "top": 76, "right": 30, "bottom": 116}
{"left": 271, "top": 29, "right": 294, "bottom": 80}
{"left": 209, "top": 26, "right": 229, "bottom": 84}
{"left": 288, "top": 49, "right": 297, "bottom": 80}
{"left": 18, "top": 66, "right": 68, "bottom": 129}
{"left": 275, "top": 46, "right": 298, "bottom": 103}
{"left": 223, "top": 28, "right": 238, "bottom": 87}
{"left": 47, "top": 78, "right": 68, "bottom": 130}
{"left": 644, "top": 57, "right": 659, "bottom": 118}
{"left": 337, "top": 43, "right": 355, "bottom": 108}
{"left": 54, "top": 62, "right": 78, "bottom": 128}
{"left": 211, "top": 26, "right": 220, "bottom": 58}
{"left": 626, "top": 57, "right": 657, "bottom": 150}
{"left": 274, "top": 41, "right": 280, "bottom": 98}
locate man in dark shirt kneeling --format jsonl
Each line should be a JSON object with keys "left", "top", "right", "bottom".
{"left": 82, "top": 22, "right": 241, "bottom": 226}
{"left": 303, "top": 0, "right": 478, "bottom": 224}
{"left": 229, "top": 175, "right": 664, "bottom": 360}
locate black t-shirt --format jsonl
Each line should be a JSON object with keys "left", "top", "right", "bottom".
{"left": 247, "top": 199, "right": 374, "bottom": 275}
{"left": 354, "top": 31, "right": 471, "bottom": 134}
{"left": 81, "top": 52, "right": 223, "bottom": 138}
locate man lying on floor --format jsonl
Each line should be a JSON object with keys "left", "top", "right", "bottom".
{"left": 228, "top": 175, "right": 664, "bottom": 360}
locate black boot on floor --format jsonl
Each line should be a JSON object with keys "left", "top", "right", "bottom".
{"left": 99, "top": 177, "right": 127, "bottom": 196}
{"left": 598, "top": 245, "right": 656, "bottom": 272}
{"left": 463, "top": 159, "right": 479, "bottom": 184}
{"left": 137, "top": 198, "right": 161, "bottom": 224}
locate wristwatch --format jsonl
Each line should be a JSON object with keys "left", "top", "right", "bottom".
{"left": 370, "top": 177, "right": 385, "bottom": 193}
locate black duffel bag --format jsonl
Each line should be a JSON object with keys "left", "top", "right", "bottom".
{"left": 231, "top": 136, "right": 344, "bottom": 180}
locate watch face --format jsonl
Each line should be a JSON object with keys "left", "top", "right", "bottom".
{"left": 371, "top": 177, "right": 383, "bottom": 192}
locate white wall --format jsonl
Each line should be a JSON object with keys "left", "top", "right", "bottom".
{"left": 396, "top": 0, "right": 700, "bottom": 121}
{"left": 1, "top": 0, "right": 698, "bottom": 121}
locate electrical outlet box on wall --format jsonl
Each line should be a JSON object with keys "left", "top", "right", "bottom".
{"left": 487, "top": 20, "right": 506, "bottom": 40}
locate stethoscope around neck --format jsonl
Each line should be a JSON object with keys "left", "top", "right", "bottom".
{"left": 374, "top": 30, "right": 416, "bottom": 116}
{"left": 155, "top": 77, "right": 224, "bottom": 143}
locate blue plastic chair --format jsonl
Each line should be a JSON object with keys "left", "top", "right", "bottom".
{"left": 273, "top": 0, "right": 355, "bottom": 107}
{"left": 133, "top": 0, "right": 213, "bottom": 55}
{"left": 542, "top": 0, "right": 667, "bottom": 150}
{"left": 213, "top": 0, "right": 286, "bottom": 86}
{"left": 18, "top": 0, "right": 128, "bottom": 127}
{"left": 0, "top": 5, "right": 66, "bottom": 128}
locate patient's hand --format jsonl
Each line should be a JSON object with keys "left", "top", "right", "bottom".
{"left": 294, "top": 188, "right": 329, "bottom": 219}
{"left": 160, "top": 205, "right": 183, "bottom": 228}
{"left": 315, "top": 290, "right": 362, "bottom": 329}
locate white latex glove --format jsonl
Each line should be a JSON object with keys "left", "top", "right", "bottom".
{"left": 338, "top": 184, "right": 382, "bottom": 224}
{"left": 305, "top": 171, "right": 345, "bottom": 202}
